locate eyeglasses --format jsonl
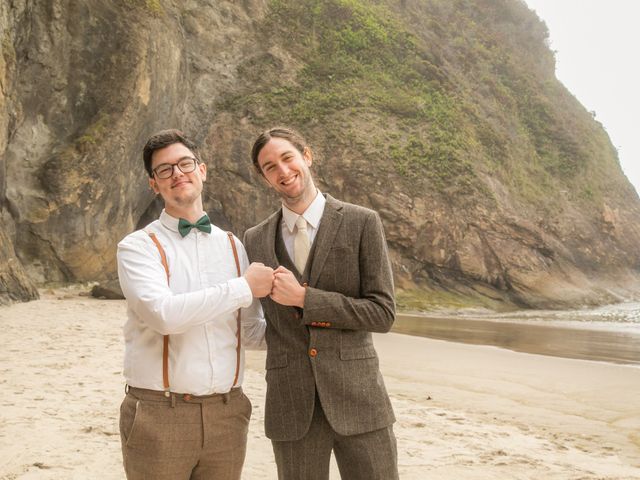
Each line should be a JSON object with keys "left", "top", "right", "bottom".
{"left": 152, "top": 157, "right": 198, "bottom": 179}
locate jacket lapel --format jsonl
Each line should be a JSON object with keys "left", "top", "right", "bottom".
{"left": 262, "top": 209, "right": 282, "bottom": 269}
{"left": 309, "top": 194, "right": 343, "bottom": 287}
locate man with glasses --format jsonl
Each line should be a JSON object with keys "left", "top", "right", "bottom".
{"left": 116, "top": 129, "right": 273, "bottom": 479}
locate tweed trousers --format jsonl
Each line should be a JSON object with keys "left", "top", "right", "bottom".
{"left": 119, "top": 386, "right": 251, "bottom": 480}
{"left": 271, "top": 395, "right": 399, "bottom": 480}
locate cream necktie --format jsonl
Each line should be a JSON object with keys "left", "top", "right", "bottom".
{"left": 294, "top": 216, "right": 311, "bottom": 274}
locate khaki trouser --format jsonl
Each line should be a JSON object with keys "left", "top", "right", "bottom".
{"left": 119, "top": 386, "right": 251, "bottom": 480}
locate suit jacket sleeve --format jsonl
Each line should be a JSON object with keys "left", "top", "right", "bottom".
{"left": 302, "top": 210, "right": 395, "bottom": 333}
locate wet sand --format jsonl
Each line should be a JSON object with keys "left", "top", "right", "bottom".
{"left": 394, "top": 313, "right": 640, "bottom": 365}
{"left": 1, "top": 288, "right": 639, "bottom": 479}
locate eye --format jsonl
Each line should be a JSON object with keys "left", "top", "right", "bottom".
{"left": 178, "top": 158, "right": 195, "bottom": 170}
{"left": 157, "top": 165, "right": 172, "bottom": 175}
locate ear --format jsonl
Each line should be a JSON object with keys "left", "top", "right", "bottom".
{"left": 148, "top": 176, "right": 160, "bottom": 194}
{"left": 303, "top": 147, "right": 313, "bottom": 167}
{"left": 198, "top": 162, "right": 207, "bottom": 182}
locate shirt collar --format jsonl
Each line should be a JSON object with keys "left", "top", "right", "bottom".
{"left": 159, "top": 209, "right": 179, "bottom": 232}
{"left": 282, "top": 191, "right": 326, "bottom": 233}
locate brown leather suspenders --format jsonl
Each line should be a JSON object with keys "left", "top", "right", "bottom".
{"left": 227, "top": 231, "right": 242, "bottom": 388}
{"left": 146, "top": 230, "right": 243, "bottom": 396}
{"left": 147, "top": 232, "right": 171, "bottom": 394}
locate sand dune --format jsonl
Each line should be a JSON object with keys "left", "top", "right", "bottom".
{"left": 1, "top": 286, "right": 639, "bottom": 479}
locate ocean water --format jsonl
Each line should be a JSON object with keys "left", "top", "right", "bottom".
{"left": 464, "top": 302, "right": 640, "bottom": 333}
{"left": 393, "top": 302, "right": 640, "bottom": 365}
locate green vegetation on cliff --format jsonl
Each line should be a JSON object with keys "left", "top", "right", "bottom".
{"left": 224, "top": 0, "right": 479, "bottom": 193}
{"left": 222, "top": 0, "right": 628, "bottom": 209}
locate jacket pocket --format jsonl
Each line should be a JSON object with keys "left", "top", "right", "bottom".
{"left": 266, "top": 352, "right": 288, "bottom": 369}
{"left": 340, "top": 345, "right": 377, "bottom": 360}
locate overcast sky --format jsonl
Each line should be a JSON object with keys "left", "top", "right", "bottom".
{"left": 523, "top": 0, "right": 640, "bottom": 197}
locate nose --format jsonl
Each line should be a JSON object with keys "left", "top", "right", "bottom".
{"left": 171, "top": 164, "right": 185, "bottom": 178}
{"left": 275, "top": 162, "right": 289, "bottom": 177}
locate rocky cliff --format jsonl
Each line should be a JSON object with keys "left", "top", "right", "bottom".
{"left": 1, "top": 0, "right": 639, "bottom": 309}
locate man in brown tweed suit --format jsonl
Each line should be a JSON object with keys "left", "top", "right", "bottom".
{"left": 244, "top": 127, "right": 399, "bottom": 480}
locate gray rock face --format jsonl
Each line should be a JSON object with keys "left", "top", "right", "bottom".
{"left": 1, "top": 0, "right": 639, "bottom": 308}
{"left": 0, "top": 223, "right": 39, "bottom": 305}
{"left": 1, "top": 1, "right": 37, "bottom": 304}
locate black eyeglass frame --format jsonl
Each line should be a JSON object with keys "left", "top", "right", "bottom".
{"left": 151, "top": 157, "right": 199, "bottom": 179}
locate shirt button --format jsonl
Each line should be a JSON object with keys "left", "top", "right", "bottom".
{"left": 309, "top": 348, "right": 318, "bottom": 357}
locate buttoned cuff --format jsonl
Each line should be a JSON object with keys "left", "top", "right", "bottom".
{"left": 229, "top": 277, "right": 253, "bottom": 308}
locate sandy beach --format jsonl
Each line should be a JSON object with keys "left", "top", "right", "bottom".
{"left": 1, "top": 286, "right": 639, "bottom": 479}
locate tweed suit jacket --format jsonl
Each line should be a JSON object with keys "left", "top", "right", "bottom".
{"left": 243, "top": 194, "right": 396, "bottom": 442}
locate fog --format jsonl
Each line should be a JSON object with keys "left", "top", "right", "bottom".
{"left": 524, "top": 0, "right": 640, "bottom": 197}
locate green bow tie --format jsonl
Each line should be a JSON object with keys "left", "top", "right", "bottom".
{"left": 178, "top": 215, "right": 212, "bottom": 237}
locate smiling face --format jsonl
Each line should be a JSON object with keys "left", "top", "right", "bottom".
{"left": 148, "top": 142, "right": 207, "bottom": 219}
{"left": 256, "top": 137, "right": 317, "bottom": 212}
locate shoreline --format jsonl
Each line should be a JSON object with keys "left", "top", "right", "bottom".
{"left": 1, "top": 289, "right": 639, "bottom": 479}
{"left": 394, "top": 312, "right": 640, "bottom": 366}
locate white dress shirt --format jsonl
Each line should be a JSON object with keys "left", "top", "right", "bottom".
{"left": 117, "top": 210, "right": 266, "bottom": 395}
{"left": 281, "top": 191, "right": 326, "bottom": 264}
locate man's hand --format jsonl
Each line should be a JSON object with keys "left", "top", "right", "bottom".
{"left": 244, "top": 262, "right": 274, "bottom": 298}
{"left": 270, "top": 266, "right": 306, "bottom": 307}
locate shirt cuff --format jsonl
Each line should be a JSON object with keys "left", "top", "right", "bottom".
{"left": 229, "top": 277, "right": 253, "bottom": 308}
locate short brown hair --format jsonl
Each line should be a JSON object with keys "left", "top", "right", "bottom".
{"left": 250, "top": 127, "right": 309, "bottom": 175}
{"left": 143, "top": 129, "right": 200, "bottom": 177}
